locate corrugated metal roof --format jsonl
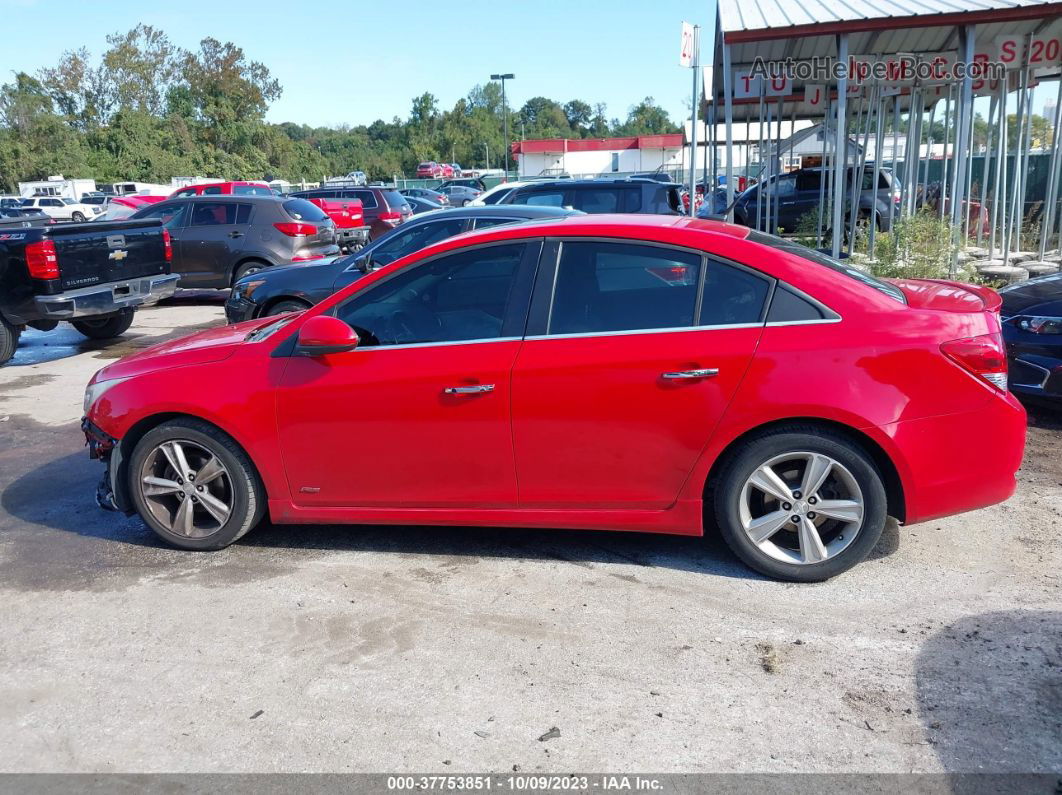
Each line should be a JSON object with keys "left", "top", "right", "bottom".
{"left": 719, "top": 0, "right": 1054, "bottom": 36}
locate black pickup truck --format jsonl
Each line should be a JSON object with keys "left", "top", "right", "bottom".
{"left": 0, "top": 219, "right": 179, "bottom": 364}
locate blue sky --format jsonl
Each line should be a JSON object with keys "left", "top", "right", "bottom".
{"left": 0, "top": 0, "right": 716, "bottom": 129}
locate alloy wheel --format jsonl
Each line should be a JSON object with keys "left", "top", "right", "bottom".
{"left": 138, "top": 439, "right": 233, "bottom": 538}
{"left": 738, "top": 451, "right": 864, "bottom": 565}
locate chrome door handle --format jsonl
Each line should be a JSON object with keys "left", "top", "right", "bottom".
{"left": 443, "top": 384, "right": 495, "bottom": 395}
{"left": 662, "top": 369, "right": 718, "bottom": 380}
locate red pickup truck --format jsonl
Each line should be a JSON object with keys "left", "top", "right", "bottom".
{"left": 306, "top": 197, "right": 370, "bottom": 252}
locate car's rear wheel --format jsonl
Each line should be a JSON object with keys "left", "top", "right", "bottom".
{"left": 233, "top": 260, "right": 268, "bottom": 284}
{"left": 0, "top": 315, "right": 21, "bottom": 365}
{"left": 712, "top": 428, "right": 887, "bottom": 582}
{"left": 129, "top": 418, "right": 265, "bottom": 550}
{"left": 265, "top": 298, "right": 310, "bottom": 317}
{"left": 71, "top": 309, "right": 135, "bottom": 340}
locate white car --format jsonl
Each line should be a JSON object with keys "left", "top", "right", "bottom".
{"left": 467, "top": 181, "right": 531, "bottom": 206}
{"left": 19, "top": 196, "right": 103, "bottom": 222}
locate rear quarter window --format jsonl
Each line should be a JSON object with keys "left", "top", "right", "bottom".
{"left": 353, "top": 190, "right": 379, "bottom": 209}
{"left": 283, "top": 199, "right": 328, "bottom": 222}
{"left": 382, "top": 190, "right": 409, "bottom": 210}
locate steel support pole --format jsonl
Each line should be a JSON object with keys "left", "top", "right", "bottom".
{"left": 722, "top": 43, "right": 735, "bottom": 218}
{"left": 889, "top": 95, "right": 900, "bottom": 231}
{"left": 950, "top": 25, "right": 976, "bottom": 275}
{"left": 870, "top": 89, "right": 885, "bottom": 259}
{"left": 991, "top": 78, "right": 1007, "bottom": 257}
{"left": 688, "top": 25, "right": 700, "bottom": 217}
{"left": 774, "top": 95, "right": 783, "bottom": 234}
{"left": 922, "top": 96, "right": 937, "bottom": 203}
{"left": 978, "top": 93, "right": 998, "bottom": 249}
{"left": 831, "top": 34, "right": 849, "bottom": 258}
{"left": 757, "top": 82, "right": 766, "bottom": 231}
{"left": 1040, "top": 77, "right": 1062, "bottom": 260}
{"left": 816, "top": 97, "right": 830, "bottom": 249}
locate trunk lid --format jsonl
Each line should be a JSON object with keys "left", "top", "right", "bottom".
{"left": 49, "top": 219, "right": 168, "bottom": 290}
{"left": 889, "top": 278, "right": 1001, "bottom": 313}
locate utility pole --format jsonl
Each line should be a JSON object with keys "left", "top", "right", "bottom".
{"left": 491, "top": 73, "right": 515, "bottom": 180}
{"left": 689, "top": 25, "right": 700, "bottom": 216}
{"left": 484, "top": 142, "right": 490, "bottom": 170}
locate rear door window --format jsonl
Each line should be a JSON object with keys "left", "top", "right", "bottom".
{"left": 202, "top": 185, "right": 223, "bottom": 195}
{"left": 189, "top": 202, "right": 239, "bottom": 226}
{"left": 572, "top": 188, "right": 621, "bottom": 214}
{"left": 234, "top": 185, "right": 273, "bottom": 196}
{"left": 512, "top": 190, "right": 566, "bottom": 207}
{"left": 547, "top": 241, "right": 703, "bottom": 335}
{"left": 370, "top": 218, "right": 468, "bottom": 266}
{"left": 699, "top": 260, "right": 771, "bottom": 326}
{"left": 795, "top": 171, "right": 822, "bottom": 192}
{"left": 472, "top": 217, "right": 519, "bottom": 230}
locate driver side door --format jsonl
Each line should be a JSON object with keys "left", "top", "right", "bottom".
{"left": 276, "top": 240, "right": 540, "bottom": 509}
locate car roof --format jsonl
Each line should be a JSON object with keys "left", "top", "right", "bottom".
{"left": 515, "top": 177, "right": 682, "bottom": 189}
{"left": 407, "top": 205, "right": 582, "bottom": 222}
{"left": 164, "top": 194, "right": 287, "bottom": 203}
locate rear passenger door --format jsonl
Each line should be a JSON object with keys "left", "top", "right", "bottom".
{"left": 180, "top": 201, "right": 251, "bottom": 286}
{"left": 510, "top": 239, "right": 770, "bottom": 510}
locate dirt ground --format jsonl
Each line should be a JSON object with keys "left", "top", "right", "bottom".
{"left": 0, "top": 296, "right": 1059, "bottom": 774}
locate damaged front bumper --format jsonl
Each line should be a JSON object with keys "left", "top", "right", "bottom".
{"left": 82, "top": 418, "right": 132, "bottom": 514}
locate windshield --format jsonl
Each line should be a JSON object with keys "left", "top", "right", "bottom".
{"left": 62, "top": 198, "right": 77, "bottom": 205}
{"left": 746, "top": 231, "right": 906, "bottom": 304}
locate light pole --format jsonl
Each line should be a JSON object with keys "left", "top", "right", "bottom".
{"left": 484, "top": 142, "right": 490, "bottom": 170}
{"left": 491, "top": 73, "right": 515, "bottom": 179}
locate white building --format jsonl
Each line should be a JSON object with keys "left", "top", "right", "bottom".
{"left": 513, "top": 135, "right": 687, "bottom": 179}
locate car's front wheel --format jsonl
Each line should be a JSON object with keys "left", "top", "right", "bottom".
{"left": 713, "top": 427, "right": 887, "bottom": 581}
{"left": 128, "top": 418, "right": 266, "bottom": 550}
{"left": 71, "top": 211, "right": 86, "bottom": 222}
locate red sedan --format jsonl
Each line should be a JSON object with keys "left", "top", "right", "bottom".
{"left": 82, "top": 216, "right": 1026, "bottom": 581}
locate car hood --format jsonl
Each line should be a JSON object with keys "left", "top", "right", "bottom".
{"left": 1000, "top": 272, "right": 1062, "bottom": 316}
{"left": 91, "top": 315, "right": 287, "bottom": 383}
{"left": 237, "top": 256, "right": 346, "bottom": 285}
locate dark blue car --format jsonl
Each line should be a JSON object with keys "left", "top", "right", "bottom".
{"left": 1000, "top": 272, "right": 1062, "bottom": 404}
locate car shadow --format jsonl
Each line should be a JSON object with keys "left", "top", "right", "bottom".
{"left": 915, "top": 610, "right": 1062, "bottom": 775}
{"left": 2, "top": 441, "right": 904, "bottom": 587}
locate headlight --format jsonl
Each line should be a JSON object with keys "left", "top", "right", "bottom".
{"left": 233, "top": 278, "right": 267, "bottom": 300}
{"left": 1013, "top": 315, "right": 1062, "bottom": 335}
{"left": 84, "top": 377, "right": 130, "bottom": 413}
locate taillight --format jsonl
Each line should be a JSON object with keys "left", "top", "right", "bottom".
{"left": 291, "top": 254, "right": 326, "bottom": 262}
{"left": 25, "top": 240, "right": 58, "bottom": 279}
{"left": 274, "top": 222, "right": 318, "bottom": 236}
{"left": 379, "top": 211, "right": 402, "bottom": 227}
{"left": 162, "top": 228, "right": 173, "bottom": 262}
{"left": 940, "top": 332, "right": 1008, "bottom": 391}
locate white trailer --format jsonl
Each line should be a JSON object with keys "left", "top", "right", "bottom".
{"left": 18, "top": 175, "right": 97, "bottom": 200}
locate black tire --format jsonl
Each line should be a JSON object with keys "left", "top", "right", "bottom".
{"left": 233, "top": 260, "right": 268, "bottom": 284}
{"left": 71, "top": 310, "right": 135, "bottom": 340}
{"left": 0, "top": 314, "right": 21, "bottom": 365}
{"left": 265, "top": 298, "right": 311, "bottom": 317}
{"left": 128, "top": 418, "right": 266, "bottom": 551}
{"left": 71, "top": 212, "right": 86, "bottom": 222}
{"left": 711, "top": 426, "right": 887, "bottom": 582}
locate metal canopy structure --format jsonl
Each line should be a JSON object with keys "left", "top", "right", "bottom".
{"left": 708, "top": 0, "right": 1062, "bottom": 270}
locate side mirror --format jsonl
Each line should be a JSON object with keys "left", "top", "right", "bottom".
{"left": 297, "top": 315, "right": 359, "bottom": 356}
{"left": 355, "top": 252, "right": 373, "bottom": 273}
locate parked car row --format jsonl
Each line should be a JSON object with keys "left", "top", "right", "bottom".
{"left": 415, "top": 161, "right": 461, "bottom": 179}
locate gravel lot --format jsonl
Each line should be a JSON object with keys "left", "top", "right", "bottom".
{"left": 0, "top": 296, "right": 1059, "bottom": 773}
